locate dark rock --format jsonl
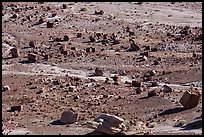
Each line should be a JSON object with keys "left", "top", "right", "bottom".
{"left": 47, "top": 21, "right": 54, "bottom": 28}
{"left": 10, "top": 48, "right": 20, "bottom": 58}
{"left": 63, "top": 35, "right": 69, "bottom": 41}
{"left": 132, "top": 80, "right": 141, "bottom": 87}
{"left": 28, "top": 53, "right": 37, "bottom": 62}
{"left": 62, "top": 4, "right": 67, "bottom": 9}
{"left": 29, "top": 41, "right": 35, "bottom": 47}
{"left": 94, "top": 68, "right": 103, "bottom": 76}
{"left": 94, "top": 10, "right": 104, "bottom": 15}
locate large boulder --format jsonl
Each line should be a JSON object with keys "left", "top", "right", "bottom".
{"left": 94, "top": 114, "right": 125, "bottom": 135}
{"left": 179, "top": 88, "right": 201, "bottom": 109}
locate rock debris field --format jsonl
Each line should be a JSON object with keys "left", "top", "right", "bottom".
{"left": 2, "top": 2, "right": 202, "bottom": 135}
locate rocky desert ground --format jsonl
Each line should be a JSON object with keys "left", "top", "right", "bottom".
{"left": 2, "top": 2, "right": 202, "bottom": 135}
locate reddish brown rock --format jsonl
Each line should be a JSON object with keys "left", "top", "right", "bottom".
{"left": 28, "top": 53, "right": 37, "bottom": 62}
{"left": 179, "top": 88, "right": 201, "bottom": 109}
{"left": 10, "top": 47, "right": 20, "bottom": 58}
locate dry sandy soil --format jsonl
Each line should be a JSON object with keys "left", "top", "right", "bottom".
{"left": 2, "top": 2, "right": 202, "bottom": 135}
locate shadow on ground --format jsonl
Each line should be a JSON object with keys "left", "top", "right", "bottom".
{"left": 3, "top": 57, "right": 13, "bottom": 60}
{"left": 19, "top": 60, "right": 35, "bottom": 64}
{"left": 180, "top": 119, "right": 202, "bottom": 130}
{"left": 49, "top": 120, "right": 66, "bottom": 125}
{"left": 158, "top": 107, "right": 185, "bottom": 116}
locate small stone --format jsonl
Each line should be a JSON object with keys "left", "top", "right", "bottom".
{"left": 62, "top": 4, "right": 67, "bottom": 9}
{"left": 148, "top": 88, "right": 161, "bottom": 97}
{"left": 94, "top": 10, "right": 104, "bottom": 15}
{"left": 132, "top": 80, "right": 141, "bottom": 87}
{"left": 10, "top": 14, "right": 17, "bottom": 19}
{"left": 135, "top": 87, "right": 143, "bottom": 94}
{"left": 27, "top": 53, "right": 37, "bottom": 62}
{"left": 89, "top": 36, "right": 95, "bottom": 42}
{"left": 146, "top": 122, "right": 156, "bottom": 128}
{"left": 10, "top": 48, "right": 20, "bottom": 58}
{"left": 47, "top": 21, "right": 54, "bottom": 28}
{"left": 103, "top": 94, "right": 108, "bottom": 98}
{"left": 60, "top": 110, "right": 78, "bottom": 124}
{"left": 8, "top": 105, "right": 22, "bottom": 112}
{"left": 162, "top": 85, "right": 172, "bottom": 93}
{"left": 76, "top": 33, "right": 82, "bottom": 38}
{"left": 94, "top": 68, "right": 103, "bottom": 76}
{"left": 29, "top": 41, "right": 35, "bottom": 47}
{"left": 63, "top": 35, "right": 69, "bottom": 41}
{"left": 52, "top": 12, "right": 57, "bottom": 17}
{"left": 149, "top": 70, "right": 156, "bottom": 76}
{"left": 68, "top": 86, "right": 77, "bottom": 92}
{"left": 73, "top": 95, "right": 80, "bottom": 100}
{"left": 38, "top": 18, "right": 44, "bottom": 24}
{"left": 2, "top": 85, "right": 10, "bottom": 91}
{"left": 52, "top": 79, "right": 60, "bottom": 85}
{"left": 140, "top": 51, "right": 149, "bottom": 57}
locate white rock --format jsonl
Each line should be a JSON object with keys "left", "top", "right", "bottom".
{"left": 93, "top": 113, "right": 125, "bottom": 135}
{"left": 2, "top": 85, "right": 10, "bottom": 91}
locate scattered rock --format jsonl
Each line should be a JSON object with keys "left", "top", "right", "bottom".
{"left": 59, "top": 45, "right": 68, "bottom": 55}
{"left": 146, "top": 122, "right": 156, "bottom": 128}
{"left": 8, "top": 105, "right": 22, "bottom": 112}
{"left": 127, "top": 40, "right": 140, "bottom": 52}
{"left": 76, "top": 33, "right": 82, "bottom": 38}
{"left": 68, "top": 86, "right": 77, "bottom": 92}
{"left": 2, "top": 85, "right": 10, "bottom": 91}
{"left": 137, "top": 55, "right": 148, "bottom": 62}
{"left": 89, "top": 35, "right": 96, "bottom": 42}
{"left": 150, "top": 47, "right": 158, "bottom": 52}
{"left": 10, "top": 14, "right": 18, "bottom": 19}
{"left": 60, "top": 109, "right": 78, "bottom": 124}
{"left": 94, "top": 10, "right": 104, "bottom": 15}
{"left": 62, "top": 4, "right": 67, "bottom": 9}
{"left": 152, "top": 60, "right": 159, "bottom": 65}
{"left": 140, "top": 51, "right": 149, "bottom": 57}
{"left": 52, "top": 79, "right": 61, "bottom": 85}
{"left": 38, "top": 18, "right": 44, "bottom": 24}
{"left": 63, "top": 35, "right": 69, "bottom": 41}
{"left": 149, "top": 70, "right": 156, "bottom": 76}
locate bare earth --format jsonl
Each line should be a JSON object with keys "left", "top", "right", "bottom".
{"left": 2, "top": 2, "right": 202, "bottom": 135}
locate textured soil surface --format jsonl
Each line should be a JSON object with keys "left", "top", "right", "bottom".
{"left": 2, "top": 2, "right": 202, "bottom": 135}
